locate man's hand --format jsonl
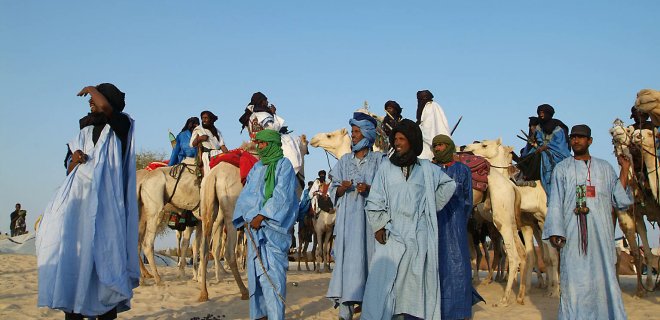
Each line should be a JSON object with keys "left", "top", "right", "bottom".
{"left": 72, "top": 150, "right": 88, "bottom": 164}
{"left": 198, "top": 135, "right": 209, "bottom": 142}
{"left": 374, "top": 228, "right": 387, "bottom": 245}
{"left": 617, "top": 154, "right": 631, "bottom": 170}
{"left": 250, "top": 214, "right": 265, "bottom": 230}
{"left": 356, "top": 182, "right": 370, "bottom": 194}
{"left": 535, "top": 145, "right": 548, "bottom": 154}
{"left": 549, "top": 235, "right": 566, "bottom": 249}
{"left": 336, "top": 180, "right": 353, "bottom": 197}
{"left": 76, "top": 86, "right": 95, "bottom": 97}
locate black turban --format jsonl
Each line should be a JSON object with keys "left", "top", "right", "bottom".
{"left": 417, "top": 90, "right": 434, "bottom": 101}
{"left": 389, "top": 119, "right": 423, "bottom": 167}
{"left": 96, "top": 83, "right": 125, "bottom": 112}
{"left": 200, "top": 110, "right": 218, "bottom": 122}
{"left": 384, "top": 100, "right": 402, "bottom": 114}
{"left": 250, "top": 92, "right": 270, "bottom": 112}
{"left": 536, "top": 104, "right": 555, "bottom": 117}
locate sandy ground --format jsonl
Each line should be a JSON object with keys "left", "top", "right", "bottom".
{"left": 0, "top": 254, "right": 658, "bottom": 319}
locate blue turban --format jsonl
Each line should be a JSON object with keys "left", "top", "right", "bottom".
{"left": 349, "top": 112, "right": 377, "bottom": 152}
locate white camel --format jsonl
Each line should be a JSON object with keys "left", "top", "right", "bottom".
{"left": 610, "top": 121, "right": 660, "bottom": 296}
{"left": 310, "top": 194, "right": 336, "bottom": 272}
{"left": 465, "top": 139, "right": 561, "bottom": 298}
{"left": 136, "top": 162, "right": 202, "bottom": 285}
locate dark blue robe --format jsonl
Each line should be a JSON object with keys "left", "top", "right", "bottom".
{"left": 436, "top": 161, "right": 483, "bottom": 319}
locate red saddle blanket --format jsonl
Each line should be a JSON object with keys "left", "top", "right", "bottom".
{"left": 208, "top": 149, "right": 258, "bottom": 184}
{"left": 145, "top": 160, "right": 169, "bottom": 171}
{"left": 456, "top": 153, "right": 490, "bottom": 192}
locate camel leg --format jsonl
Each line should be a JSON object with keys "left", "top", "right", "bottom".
{"left": 297, "top": 224, "right": 305, "bottom": 271}
{"left": 142, "top": 225, "right": 162, "bottom": 286}
{"left": 618, "top": 209, "right": 646, "bottom": 297}
{"left": 493, "top": 222, "right": 523, "bottom": 307}
{"left": 468, "top": 229, "right": 480, "bottom": 283}
{"left": 518, "top": 223, "right": 535, "bottom": 304}
{"left": 635, "top": 216, "right": 656, "bottom": 293}
{"left": 225, "top": 224, "right": 249, "bottom": 300}
{"left": 212, "top": 218, "right": 224, "bottom": 283}
{"left": 178, "top": 227, "right": 193, "bottom": 278}
{"left": 197, "top": 222, "right": 211, "bottom": 302}
{"left": 324, "top": 227, "right": 333, "bottom": 272}
{"left": 192, "top": 223, "right": 201, "bottom": 282}
{"left": 137, "top": 215, "right": 153, "bottom": 281}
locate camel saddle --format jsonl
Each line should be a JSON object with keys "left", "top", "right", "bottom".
{"left": 208, "top": 149, "right": 259, "bottom": 185}
{"left": 456, "top": 152, "right": 490, "bottom": 192}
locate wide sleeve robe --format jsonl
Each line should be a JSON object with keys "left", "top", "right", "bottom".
{"left": 542, "top": 157, "right": 631, "bottom": 320}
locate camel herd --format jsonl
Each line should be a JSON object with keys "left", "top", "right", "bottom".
{"left": 134, "top": 89, "right": 660, "bottom": 306}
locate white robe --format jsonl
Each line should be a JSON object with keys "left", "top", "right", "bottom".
{"left": 419, "top": 101, "right": 450, "bottom": 160}
{"left": 249, "top": 111, "right": 304, "bottom": 175}
{"left": 189, "top": 125, "right": 226, "bottom": 174}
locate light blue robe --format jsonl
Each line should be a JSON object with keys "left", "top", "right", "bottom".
{"left": 363, "top": 159, "right": 456, "bottom": 320}
{"left": 169, "top": 130, "right": 197, "bottom": 166}
{"left": 233, "top": 158, "right": 298, "bottom": 320}
{"left": 533, "top": 126, "right": 571, "bottom": 198}
{"left": 326, "top": 151, "right": 386, "bottom": 306}
{"left": 36, "top": 116, "right": 139, "bottom": 316}
{"left": 543, "top": 157, "right": 631, "bottom": 320}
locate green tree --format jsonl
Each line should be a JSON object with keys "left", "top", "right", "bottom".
{"left": 136, "top": 150, "right": 168, "bottom": 171}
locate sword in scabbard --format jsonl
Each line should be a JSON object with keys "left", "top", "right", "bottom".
{"left": 450, "top": 116, "right": 463, "bottom": 135}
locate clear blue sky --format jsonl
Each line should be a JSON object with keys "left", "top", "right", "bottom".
{"left": 1, "top": 1, "right": 659, "bottom": 248}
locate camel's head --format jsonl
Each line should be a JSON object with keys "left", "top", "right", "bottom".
{"left": 239, "top": 140, "right": 258, "bottom": 155}
{"left": 310, "top": 128, "right": 350, "bottom": 158}
{"left": 462, "top": 138, "right": 503, "bottom": 160}
{"left": 609, "top": 120, "right": 632, "bottom": 146}
{"left": 630, "top": 128, "right": 655, "bottom": 147}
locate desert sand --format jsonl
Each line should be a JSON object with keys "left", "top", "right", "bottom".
{"left": 0, "top": 252, "right": 658, "bottom": 320}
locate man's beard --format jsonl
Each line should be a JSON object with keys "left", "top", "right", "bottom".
{"left": 390, "top": 150, "right": 417, "bottom": 167}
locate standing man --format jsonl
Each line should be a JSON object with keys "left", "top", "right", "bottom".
{"left": 326, "top": 113, "right": 387, "bottom": 320}
{"left": 431, "top": 134, "right": 484, "bottom": 319}
{"left": 36, "top": 83, "right": 139, "bottom": 320}
{"left": 522, "top": 104, "right": 571, "bottom": 197}
{"left": 190, "top": 110, "right": 229, "bottom": 175}
{"left": 362, "top": 119, "right": 456, "bottom": 320}
{"left": 543, "top": 125, "right": 632, "bottom": 320}
{"left": 417, "top": 90, "right": 451, "bottom": 160}
{"left": 10, "top": 203, "right": 22, "bottom": 237}
{"left": 233, "top": 129, "right": 299, "bottom": 320}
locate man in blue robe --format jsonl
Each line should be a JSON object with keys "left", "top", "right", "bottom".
{"left": 431, "top": 134, "right": 484, "bottom": 319}
{"left": 363, "top": 119, "right": 456, "bottom": 320}
{"left": 543, "top": 124, "right": 632, "bottom": 320}
{"left": 169, "top": 116, "right": 199, "bottom": 166}
{"left": 36, "top": 83, "right": 139, "bottom": 320}
{"left": 520, "top": 104, "right": 571, "bottom": 198}
{"left": 233, "top": 129, "right": 298, "bottom": 320}
{"left": 326, "top": 112, "right": 387, "bottom": 320}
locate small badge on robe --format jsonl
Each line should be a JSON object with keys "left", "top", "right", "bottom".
{"left": 586, "top": 185, "right": 596, "bottom": 198}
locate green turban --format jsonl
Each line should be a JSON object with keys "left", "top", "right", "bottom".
{"left": 255, "top": 129, "right": 284, "bottom": 205}
{"left": 432, "top": 134, "right": 456, "bottom": 164}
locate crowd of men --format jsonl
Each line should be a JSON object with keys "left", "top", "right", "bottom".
{"left": 33, "top": 83, "right": 637, "bottom": 320}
